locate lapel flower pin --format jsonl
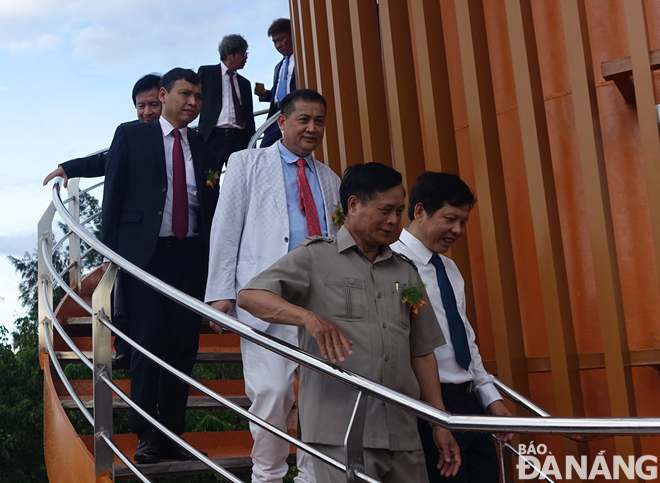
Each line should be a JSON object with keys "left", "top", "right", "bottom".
{"left": 331, "top": 202, "right": 345, "bottom": 228}
{"left": 205, "top": 169, "right": 219, "bottom": 188}
{"left": 401, "top": 282, "right": 427, "bottom": 314}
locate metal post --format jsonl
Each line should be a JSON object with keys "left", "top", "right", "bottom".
{"left": 37, "top": 202, "right": 57, "bottom": 357}
{"left": 67, "top": 178, "right": 81, "bottom": 293}
{"left": 499, "top": 441, "right": 506, "bottom": 483}
{"left": 344, "top": 392, "right": 368, "bottom": 483}
{"left": 93, "top": 263, "right": 118, "bottom": 481}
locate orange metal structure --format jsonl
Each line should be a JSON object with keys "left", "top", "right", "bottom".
{"left": 290, "top": 0, "right": 660, "bottom": 478}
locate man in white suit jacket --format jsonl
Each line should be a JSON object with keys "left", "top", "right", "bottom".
{"left": 205, "top": 89, "right": 341, "bottom": 483}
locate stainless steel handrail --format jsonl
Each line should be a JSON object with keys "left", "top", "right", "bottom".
{"left": 248, "top": 111, "right": 280, "bottom": 148}
{"left": 96, "top": 311, "right": 379, "bottom": 483}
{"left": 49, "top": 183, "right": 660, "bottom": 436}
{"left": 42, "top": 285, "right": 152, "bottom": 482}
{"left": 494, "top": 378, "right": 551, "bottom": 418}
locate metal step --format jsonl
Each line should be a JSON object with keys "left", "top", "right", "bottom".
{"left": 54, "top": 333, "right": 243, "bottom": 363}
{"left": 56, "top": 379, "right": 250, "bottom": 409}
{"left": 79, "top": 431, "right": 296, "bottom": 480}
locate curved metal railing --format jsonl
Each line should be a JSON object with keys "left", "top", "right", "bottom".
{"left": 37, "top": 112, "right": 660, "bottom": 481}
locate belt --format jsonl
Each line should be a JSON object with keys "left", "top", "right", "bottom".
{"left": 157, "top": 236, "right": 201, "bottom": 248}
{"left": 441, "top": 381, "right": 474, "bottom": 396}
{"left": 214, "top": 127, "right": 243, "bottom": 136}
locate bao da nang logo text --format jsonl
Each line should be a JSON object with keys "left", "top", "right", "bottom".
{"left": 516, "top": 442, "right": 657, "bottom": 480}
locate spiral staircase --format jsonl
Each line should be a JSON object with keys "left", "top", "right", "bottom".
{"left": 37, "top": 113, "right": 660, "bottom": 483}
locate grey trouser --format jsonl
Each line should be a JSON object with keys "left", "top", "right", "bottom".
{"left": 310, "top": 444, "right": 430, "bottom": 483}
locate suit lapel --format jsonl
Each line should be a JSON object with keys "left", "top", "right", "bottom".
{"left": 314, "top": 159, "right": 335, "bottom": 231}
{"left": 189, "top": 134, "right": 205, "bottom": 201}
{"left": 216, "top": 64, "right": 224, "bottom": 113}
{"left": 266, "top": 144, "right": 289, "bottom": 230}
{"left": 149, "top": 122, "right": 167, "bottom": 183}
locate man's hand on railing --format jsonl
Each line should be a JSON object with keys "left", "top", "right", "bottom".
{"left": 485, "top": 400, "right": 514, "bottom": 442}
{"left": 433, "top": 426, "right": 461, "bottom": 477}
{"left": 44, "top": 166, "right": 68, "bottom": 187}
{"left": 209, "top": 300, "right": 233, "bottom": 333}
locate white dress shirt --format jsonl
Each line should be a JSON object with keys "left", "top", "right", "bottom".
{"left": 274, "top": 54, "right": 295, "bottom": 98}
{"left": 158, "top": 116, "right": 199, "bottom": 237}
{"left": 391, "top": 229, "right": 501, "bottom": 407}
{"left": 215, "top": 61, "right": 244, "bottom": 129}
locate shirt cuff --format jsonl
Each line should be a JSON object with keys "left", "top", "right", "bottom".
{"left": 475, "top": 382, "right": 502, "bottom": 408}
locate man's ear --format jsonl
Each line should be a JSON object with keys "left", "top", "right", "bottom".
{"left": 413, "top": 202, "right": 427, "bottom": 222}
{"left": 346, "top": 195, "right": 360, "bottom": 215}
{"left": 277, "top": 113, "right": 286, "bottom": 131}
{"left": 158, "top": 87, "right": 167, "bottom": 103}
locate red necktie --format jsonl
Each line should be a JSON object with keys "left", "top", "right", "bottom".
{"left": 228, "top": 71, "right": 245, "bottom": 127}
{"left": 171, "top": 129, "right": 188, "bottom": 240}
{"left": 296, "top": 159, "right": 322, "bottom": 237}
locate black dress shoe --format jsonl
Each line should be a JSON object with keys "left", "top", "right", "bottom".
{"left": 134, "top": 436, "right": 160, "bottom": 464}
{"left": 159, "top": 440, "right": 208, "bottom": 461}
{"left": 112, "top": 353, "right": 130, "bottom": 370}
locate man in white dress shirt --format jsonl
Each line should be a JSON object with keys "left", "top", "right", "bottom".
{"left": 206, "top": 89, "right": 341, "bottom": 483}
{"left": 391, "top": 172, "right": 512, "bottom": 482}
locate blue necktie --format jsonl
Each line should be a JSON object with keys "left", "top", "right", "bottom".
{"left": 276, "top": 55, "right": 291, "bottom": 102}
{"left": 430, "top": 254, "right": 472, "bottom": 371}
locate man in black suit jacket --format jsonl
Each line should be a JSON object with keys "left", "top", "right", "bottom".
{"left": 102, "top": 68, "right": 220, "bottom": 464}
{"left": 43, "top": 73, "right": 163, "bottom": 370}
{"left": 43, "top": 74, "right": 163, "bottom": 187}
{"left": 198, "top": 34, "right": 255, "bottom": 171}
{"left": 255, "top": 18, "right": 297, "bottom": 148}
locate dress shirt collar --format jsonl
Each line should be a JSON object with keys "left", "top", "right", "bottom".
{"left": 277, "top": 140, "right": 316, "bottom": 174}
{"left": 398, "top": 228, "right": 435, "bottom": 265}
{"left": 220, "top": 60, "right": 230, "bottom": 76}
{"left": 159, "top": 116, "right": 189, "bottom": 145}
{"left": 336, "top": 225, "right": 393, "bottom": 262}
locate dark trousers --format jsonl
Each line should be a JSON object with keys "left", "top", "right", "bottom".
{"left": 418, "top": 383, "right": 499, "bottom": 483}
{"left": 206, "top": 128, "right": 252, "bottom": 171}
{"left": 123, "top": 238, "right": 206, "bottom": 437}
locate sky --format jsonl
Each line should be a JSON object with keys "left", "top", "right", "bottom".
{"left": 0, "top": 0, "right": 289, "bottom": 334}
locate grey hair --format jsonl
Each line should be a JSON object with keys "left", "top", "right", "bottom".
{"left": 218, "top": 34, "right": 248, "bottom": 60}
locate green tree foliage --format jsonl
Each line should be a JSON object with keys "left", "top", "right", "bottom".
{"left": 1, "top": 191, "right": 102, "bottom": 482}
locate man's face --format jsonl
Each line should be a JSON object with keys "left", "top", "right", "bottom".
{"left": 224, "top": 51, "right": 248, "bottom": 71}
{"left": 158, "top": 79, "right": 202, "bottom": 129}
{"left": 415, "top": 203, "right": 471, "bottom": 254}
{"left": 135, "top": 88, "right": 162, "bottom": 123}
{"left": 272, "top": 32, "right": 293, "bottom": 56}
{"left": 348, "top": 185, "right": 406, "bottom": 248}
{"left": 278, "top": 100, "right": 325, "bottom": 157}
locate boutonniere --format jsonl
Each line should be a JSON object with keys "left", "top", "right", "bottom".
{"left": 331, "top": 202, "right": 345, "bottom": 228}
{"left": 205, "top": 169, "right": 219, "bottom": 188}
{"left": 401, "top": 282, "right": 427, "bottom": 314}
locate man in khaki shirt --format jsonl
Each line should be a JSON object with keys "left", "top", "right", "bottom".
{"left": 238, "top": 163, "right": 461, "bottom": 483}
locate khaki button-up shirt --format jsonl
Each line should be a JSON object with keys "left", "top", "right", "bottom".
{"left": 243, "top": 226, "right": 446, "bottom": 450}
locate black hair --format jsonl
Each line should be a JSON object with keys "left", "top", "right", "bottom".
{"left": 340, "top": 163, "right": 403, "bottom": 213}
{"left": 160, "top": 68, "right": 201, "bottom": 92}
{"left": 268, "top": 18, "right": 291, "bottom": 37}
{"left": 131, "top": 74, "right": 162, "bottom": 106}
{"left": 408, "top": 172, "right": 475, "bottom": 221}
{"left": 280, "top": 89, "right": 326, "bottom": 117}
{"left": 218, "top": 34, "right": 248, "bottom": 60}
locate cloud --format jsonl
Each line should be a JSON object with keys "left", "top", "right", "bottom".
{"left": 0, "top": 234, "right": 37, "bottom": 257}
{"left": 6, "top": 33, "right": 61, "bottom": 51}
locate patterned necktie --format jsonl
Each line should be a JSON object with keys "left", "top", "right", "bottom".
{"left": 296, "top": 159, "right": 322, "bottom": 237}
{"left": 228, "top": 70, "right": 245, "bottom": 127}
{"left": 171, "top": 129, "right": 188, "bottom": 240}
{"left": 276, "top": 55, "right": 291, "bottom": 102}
{"left": 430, "top": 254, "right": 472, "bottom": 371}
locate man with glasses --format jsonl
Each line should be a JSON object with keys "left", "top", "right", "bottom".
{"left": 198, "top": 34, "right": 255, "bottom": 171}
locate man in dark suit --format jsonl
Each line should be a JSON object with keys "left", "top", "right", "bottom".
{"left": 254, "top": 18, "right": 297, "bottom": 148}
{"left": 43, "top": 73, "right": 163, "bottom": 370}
{"left": 43, "top": 74, "right": 162, "bottom": 187}
{"left": 198, "top": 34, "right": 255, "bottom": 171}
{"left": 102, "top": 68, "right": 220, "bottom": 464}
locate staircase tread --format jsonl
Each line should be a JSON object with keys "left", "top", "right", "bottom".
{"left": 56, "top": 379, "right": 250, "bottom": 408}
{"left": 79, "top": 430, "right": 296, "bottom": 477}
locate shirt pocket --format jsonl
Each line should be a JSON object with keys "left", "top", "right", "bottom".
{"left": 392, "top": 282, "right": 410, "bottom": 329}
{"left": 325, "top": 276, "right": 368, "bottom": 321}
